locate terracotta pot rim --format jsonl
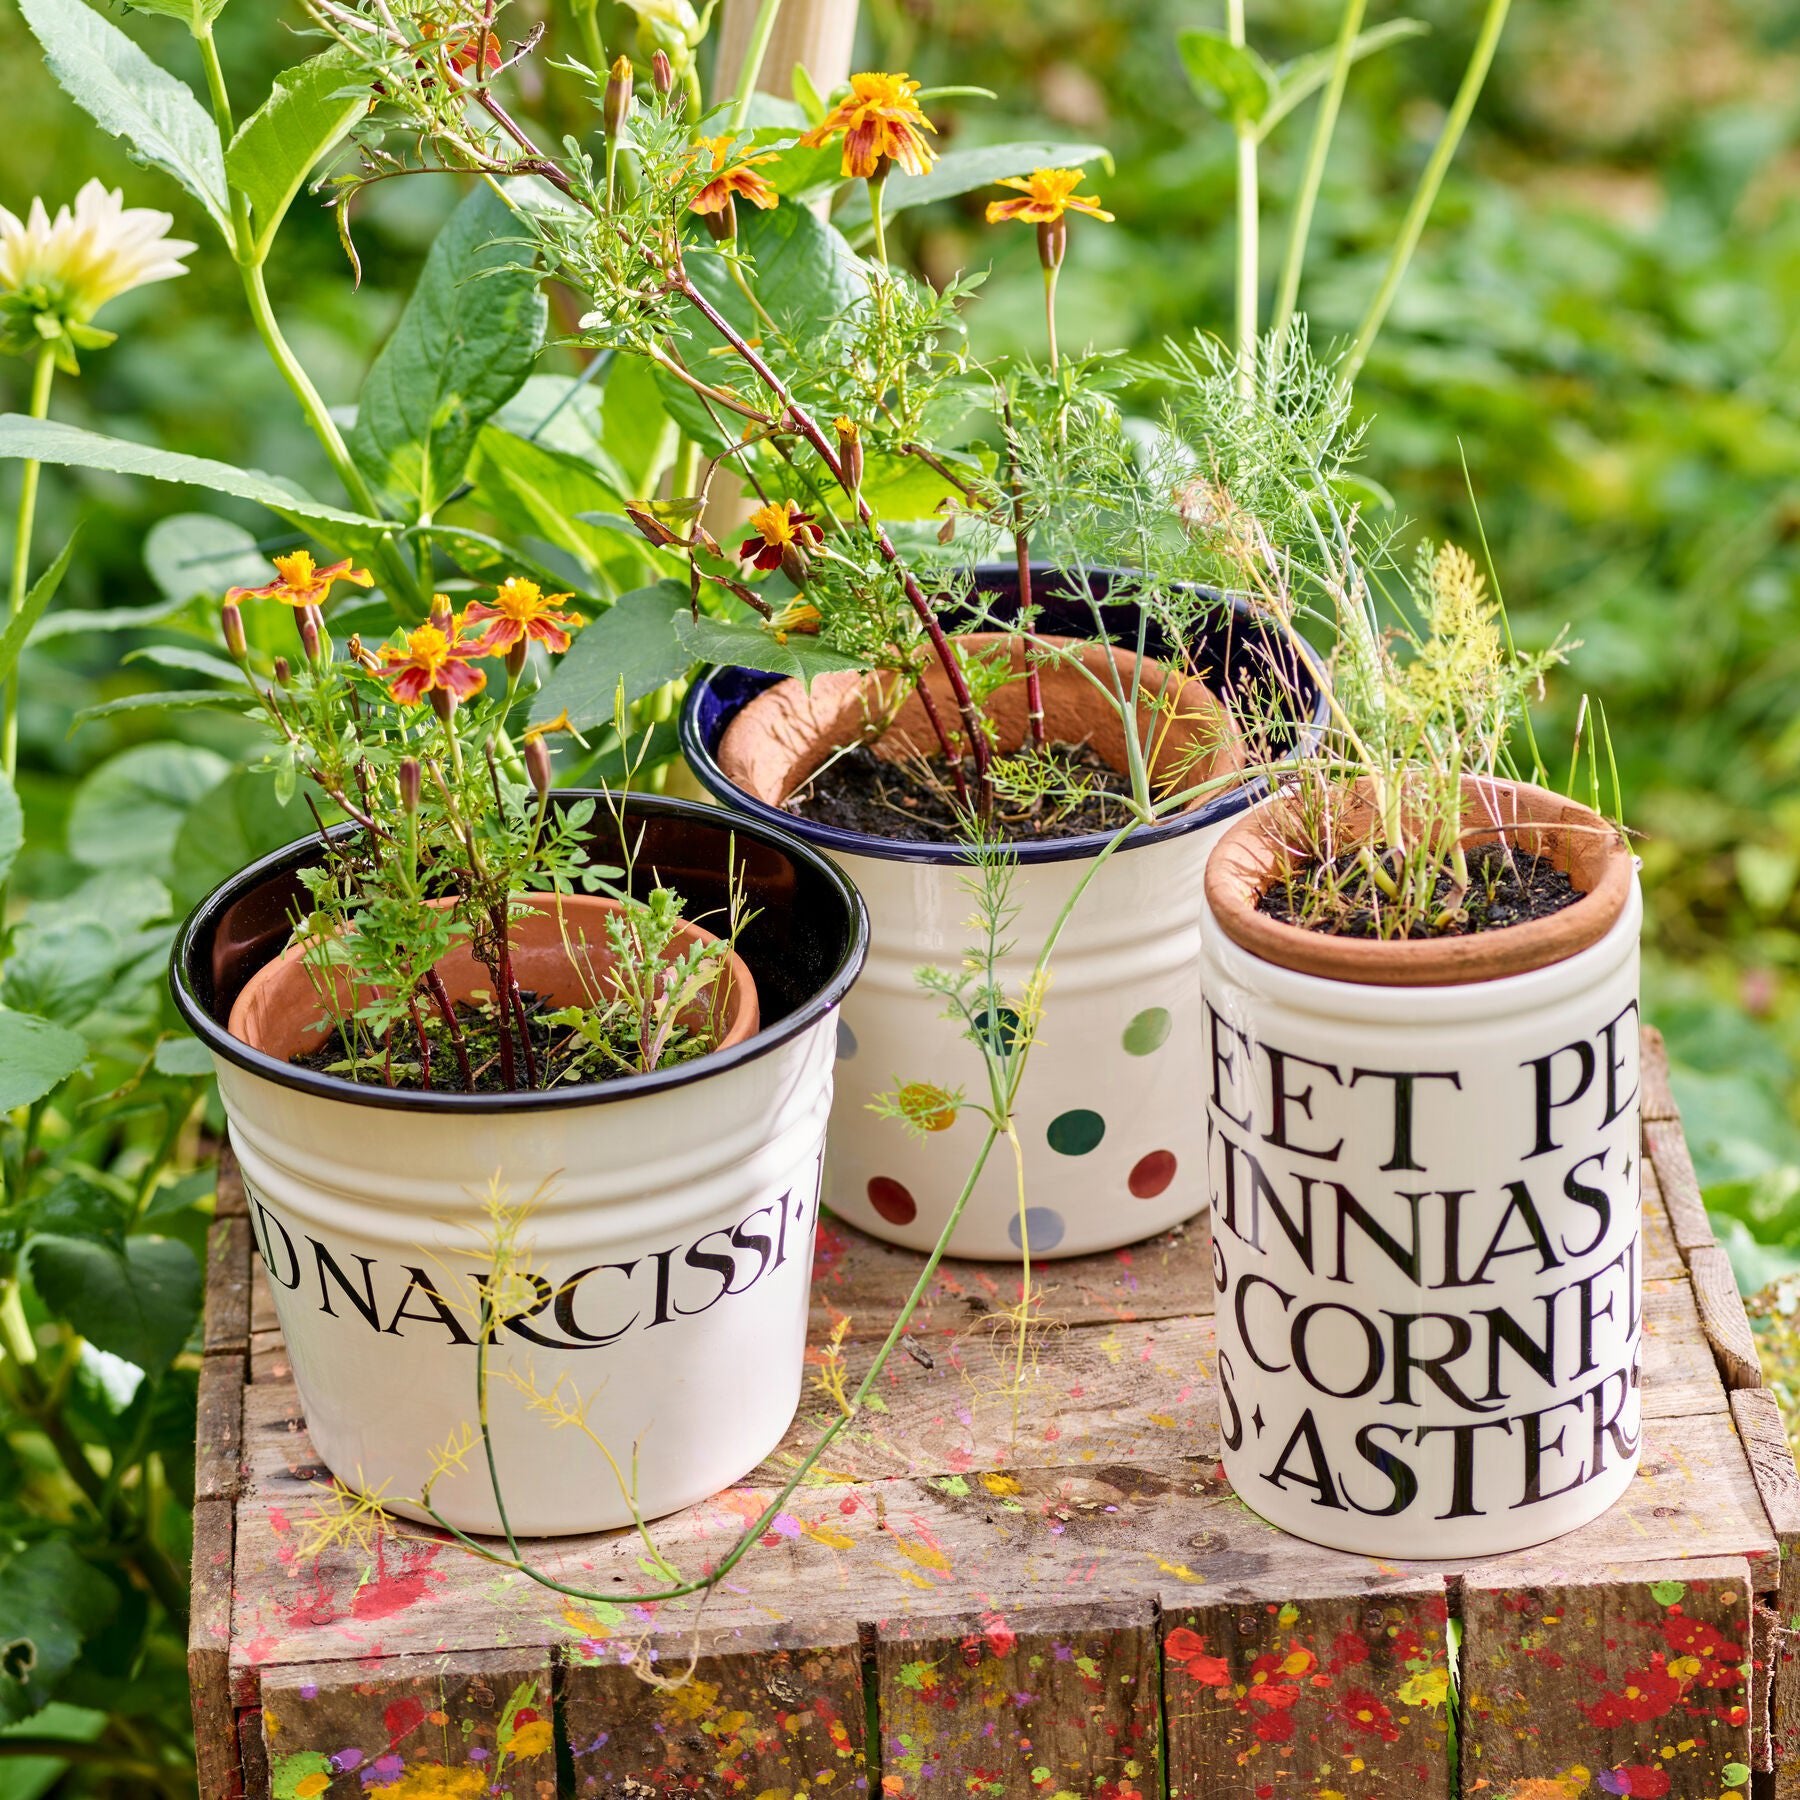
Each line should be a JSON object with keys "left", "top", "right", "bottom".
{"left": 683, "top": 623, "right": 1327, "bottom": 867}
{"left": 1203, "top": 776, "right": 1635, "bottom": 987}
{"left": 169, "top": 791, "right": 869, "bottom": 1115}
{"left": 227, "top": 890, "right": 760, "bottom": 1074}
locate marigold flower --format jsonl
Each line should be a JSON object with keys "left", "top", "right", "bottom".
{"left": 768, "top": 597, "right": 822, "bottom": 644}
{"left": 688, "top": 135, "right": 780, "bottom": 218}
{"left": 800, "top": 72, "right": 937, "bottom": 181}
{"left": 739, "top": 500, "right": 824, "bottom": 573}
{"left": 0, "top": 181, "right": 194, "bottom": 368}
{"left": 604, "top": 55, "right": 635, "bottom": 138}
{"left": 984, "top": 168, "right": 1113, "bottom": 228}
{"left": 379, "top": 619, "right": 488, "bottom": 706}
{"left": 419, "top": 17, "right": 502, "bottom": 76}
{"left": 463, "top": 577, "right": 581, "bottom": 657}
{"left": 225, "top": 551, "right": 374, "bottom": 610}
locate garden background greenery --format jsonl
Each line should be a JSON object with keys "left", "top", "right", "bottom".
{"left": 1, "top": 0, "right": 1798, "bottom": 1791}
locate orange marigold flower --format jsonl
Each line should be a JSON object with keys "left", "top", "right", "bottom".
{"left": 739, "top": 500, "right": 823, "bottom": 572}
{"left": 225, "top": 550, "right": 373, "bottom": 610}
{"left": 379, "top": 619, "right": 488, "bottom": 706}
{"left": 463, "top": 577, "right": 581, "bottom": 657}
{"left": 419, "top": 17, "right": 503, "bottom": 76}
{"left": 689, "top": 135, "right": 780, "bottom": 217}
{"left": 985, "top": 168, "right": 1113, "bottom": 227}
{"left": 800, "top": 72, "right": 937, "bottom": 181}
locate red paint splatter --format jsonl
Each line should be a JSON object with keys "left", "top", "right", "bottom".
{"left": 383, "top": 1697, "right": 426, "bottom": 1742}
{"left": 1338, "top": 1686, "right": 1400, "bottom": 1743}
{"left": 1165, "top": 1628, "right": 1231, "bottom": 1690}
{"left": 981, "top": 1613, "right": 1017, "bottom": 1658}
{"left": 352, "top": 1540, "right": 445, "bottom": 1621}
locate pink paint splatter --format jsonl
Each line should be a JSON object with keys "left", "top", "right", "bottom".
{"left": 351, "top": 1542, "right": 444, "bottom": 1621}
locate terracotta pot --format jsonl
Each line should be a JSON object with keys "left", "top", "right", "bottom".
{"left": 171, "top": 794, "right": 868, "bottom": 1537}
{"left": 228, "top": 891, "right": 759, "bottom": 1068}
{"left": 682, "top": 569, "right": 1331, "bottom": 1261}
{"left": 1200, "top": 778, "right": 1644, "bottom": 1558}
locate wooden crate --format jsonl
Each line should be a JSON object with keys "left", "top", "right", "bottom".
{"left": 191, "top": 1029, "right": 1800, "bottom": 1798}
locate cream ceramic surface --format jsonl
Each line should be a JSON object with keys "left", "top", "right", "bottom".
{"left": 1201, "top": 876, "right": 1644, "bottom": 1559}
{"left": 825, "top": 822, "right": 1226, "bottom": 1260}
{"left": 216, "top": 1016, "right": 835, "bottom": 1537}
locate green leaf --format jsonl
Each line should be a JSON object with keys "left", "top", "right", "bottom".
{"left": 143, "top": 511, "right": 272, "bottom": 604}
{"left": 0, "top": 1544, "right": 118, "bottom": 1727}
{"left": 467, "top": 426, "right": 633, "bottom": 581}
{"left": 349, "top": 184, "right": 549, "bottom": 521}
{"left": 1259, "top": 20, "right": 1429, "bottom": 139}
{"left": 835, "top": 141, "right": 1112, "bottom": 231}
{"left": 673, "top": 612, "right": 864, "bottom": 686}
{"left": 118, "top": 0, "right": 232, "bottom": 26}
{"left": 1178, "top": 30, "right": 1275, "bottom": 127}
{"left": 0, "top": 529, "right": 79, "bottom": 686}
{"left": 123, "top": 643, "right": 245, "bottom": 684}
{"left": 226, "top": 46, "right": 366, "bottom": 257}
{"left": 71, "top": 689, "right": 251, "bottom": 727}
{"left": 531, "top": 581, "right": 692, "bottom": 731}
{"left": 399, "top": 524, "right": 591, "bottom": 606}
{"left": 2, "top": 918, "right": 127, "bottom": 1029}
{"left": 26, "top": 1234, "right": 202, "bottom": 1376}
{"left": 67, "top": 743, "right": 232, "bottom": 877}
{"left": 0, "top": 417, "right": 390, "bottom": 552}
{"left": 599, "top": 354, "right": 674, "bottom": 495}
{"left": 688, "top": 201, "right": 866, "bottom": 341}
{"left": 0, "top": 1011, "right": 87, "bottom": 1111}
{"left": 0, "top": 1702, "right": 108, "bottom": 1797}
{"left": 0, "top": 774, "right": 22, "bottom": 891}
{"left": 169, "top": 764, "right": 315, "bottom": 909}
{"left": 861, "top": 449, "right": 987, "bottom": 521}
{"left": 152, "top": 1036, "right": 215, "bottom": 1077}
{"left": 16, "top": 0, "right": 230, "bottom": 235}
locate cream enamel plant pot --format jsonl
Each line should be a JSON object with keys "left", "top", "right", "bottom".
{"left": 681, "top": 568, "right": 1327, "bottom": 1261}
{"left": 172, "top": 794, "right": 867, "bottom": 1537}
{"left": 1201, "top": 779, "right": 1643, "bottom": 1559}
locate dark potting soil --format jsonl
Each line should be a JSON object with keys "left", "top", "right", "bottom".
{"left": 292, "top": 991, "right": 641, "bottom": 1094}
{"left": 1258, "top": 842, "right": 1582, "bottom": 939}
{"left": 786, "top": 742, "right": 1136, "bottom": 844}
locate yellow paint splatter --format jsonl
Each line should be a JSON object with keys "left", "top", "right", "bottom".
{"left": 1147, "top": 1413, "right": 1177, "bottom": 1428}
{"left": 895, "top": 1536, "right": 952, "bottom": 1573}
{"left": 294, "top": 1777, "right": 329, "bottom": 1800}
{"left": 381, "top": 1770, "right": 487, "bottom": 1800}
{"left": 1150, "top": 1558, "right": 1204, "bottom": 1584}
{"left": 664, "top": 1678, "right": 723, "bottom": 1724}
{"left": 501, "top": 1719, "right": 553, "bottom": 1758}
{"left": 980, "top": 1472, "right": 1021, "bottom": 1496}
{"left": 1398, "top": 1667, "right": 1450, "bottom": 1709}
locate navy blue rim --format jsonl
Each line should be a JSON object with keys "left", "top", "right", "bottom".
{"left": 678, "top": 565, "right": 1332, "bottom": 867}
{"left": 169, "top": 790, "right": 870, "bottom": 1114}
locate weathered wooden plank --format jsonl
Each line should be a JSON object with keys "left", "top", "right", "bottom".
{"left": 564, "top": 1619, "right": 866, "bottom": 1795}
{"left": 1773, "top": 1620, "right": 1800, "bottom": 1799}
{"left": 190, "top": 1496, "right": 241, "bottom": 1800}
{"left": 258, "top": 1648, "right": 557, "bottom": 1798}
{"left": 1691, "top": 1243, "right": 1762, "bottom": 1391}
{"left": 238, "top": 1707, "right": 269, "bottom": 1800}
{"left": 1732, "top": 1386, "right": 1800, "bottom": 1778}
{"left": 812, "top": 1206, "right": 1211, "bottom": 1339}
{"left": 250, "top": 1257, "right": 278, "bottom": 1338}
{"left": 1641, "top": 1147, "right": 1682, "bottom": 1281}
{"left": 196, "top": 1352, "right": 246, "bottom": 1504}
{"left": 217, "top": 1145, "right": 248, "bottom": 1217}
{"left": 1641, "top": 1025, "right": 1681, "bottom": 1122}
{"left": 1646, "top": 1116, "right": 1716, "bottom": 1256}
{"left": 874, "top": 1600, "right": 1160, "bottom": 1799}
{"left": 1754, "top": 1597, "right": 1777, "bottom": 1772}
{"left": 1163, "top": 1579, "right": 1452, "bottom": 1797}
{"left": 250, "top": 1329, "right": 288, "bottom": 1387}
{"left": 230, "top": 1377, "right": 1773, "bottom": 1675}
{"left": 205, "top": 1216, "right": 252, "bottom": 1360}
{"left": 1460, "top": 1558, "right": 1753, "bottom": 1798}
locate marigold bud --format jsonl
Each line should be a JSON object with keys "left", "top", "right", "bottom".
{"left": 525, "top": 734, "right": 553, "bottom": 799}
{"left": 273, "top": 656, "right": 292, "bottom": 686}
{"left": 604, "top": 54, "right": 635, "bottom": 138}
{"left": 398, "top": 757, "right": 421, "bottom": 816}
{"left": 506, "top": 639, "right": 528, "bottom": 682}
{"left": 702, "top": 195, "right": 737, "bottom": 243}
{"left": 429, "top": 593, "right": 455, "bottom": 635}
{"left": 652, "top": 49, "right": 673, "bottom": 97}
{"left": 778, "top": 542, "right": 812, "bottom": 589}
{"left": 834, "top": 416, "right": 863, "bottom": 498}
{"left": 1037, "top": 216, "right": 1067, "bottom": 275}
{"left": 221, "top": 602, "right": 247, "bottom": 663}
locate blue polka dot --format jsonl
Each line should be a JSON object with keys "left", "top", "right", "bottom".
{"left": 837, "top": 1018, "right": 857, "bottom": 1060}
{"left": 1008, "top": 1207, "right": 1066, "bottom": 1253}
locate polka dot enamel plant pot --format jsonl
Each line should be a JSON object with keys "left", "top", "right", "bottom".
{"left": 1201, "top": 780, "right": 1644, "bottom": 1558}
{"left": 171, "top": 794, "right": 868, "bottom": 1537}
{"left": 681, "top": 568, "right": 1328, "bottom": 1262}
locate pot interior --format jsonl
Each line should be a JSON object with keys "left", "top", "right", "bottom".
{"left": 180, "top": 795, "right": 862, "bottom": 1061}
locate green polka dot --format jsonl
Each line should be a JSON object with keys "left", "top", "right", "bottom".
{"left": 1122, "top": 1007, "right": 1172, "bottom": 1056}
{"left": 1047, "top": 1108, "right": 1106, "bottom": 1156}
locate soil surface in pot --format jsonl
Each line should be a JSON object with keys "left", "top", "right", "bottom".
{"left": 1259, "top": 842, "right": 1580, "bottom": 940}
{"left": 786, "top": 741, "right": 1136, "bottom": 844}
{"left": 290, "top": 988, "right": 723, "bottom": 1093}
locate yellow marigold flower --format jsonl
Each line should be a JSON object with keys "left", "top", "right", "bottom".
{"left": 689, "top": 135, "right": 781, "bottom": 216}
{"left": 800, "top": 72, "right": 937, "bottom": 181}
{"left": 985, "top": 168, "right": 1113, "bottom": 227}
{"left": 463, "top": 576, "right": 580, "bottom": 656}
{"left": 739, "top": 500, "right": 823, "bottom": 570}
{"left": 225, "top": 551, "right": 374, "bottom": 610}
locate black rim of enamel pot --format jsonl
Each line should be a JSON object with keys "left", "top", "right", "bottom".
{"left": 170, "top": 789, "right": 869, "bottom": 1113}
{"left": 679, "top": 562, "right": 1332, "bottom": 866}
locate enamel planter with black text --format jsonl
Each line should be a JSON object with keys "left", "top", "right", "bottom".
{"left": 681, "top": 568, "right": 1327, "bottom": 1261}
{"left": 171, "top": 794, "right": 867, "bottom": 1538}
{"left": 1201, "top": 780, "right": 1642, "bottom": 1558}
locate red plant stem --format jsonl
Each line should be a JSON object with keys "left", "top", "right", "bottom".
{"left": 676, "top": 276, "right": 992, "bottom": 810}
{"left": 1003, "top": 400, "right": 1046, "bottom": 751}
{"left": 425, "top": 970, "right": 474, "bottom": 1090}
{"left": 490, "top": 932, "right": 518, "bottom": 1091}
{"left": 410, "top": 999, "right": 433, "bottom": 1092}
{"left": 508, "top": 972, "right": 539, "bottom": 1087}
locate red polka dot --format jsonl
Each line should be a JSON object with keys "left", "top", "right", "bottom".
{"left": 867, "top": 1177, "right": 917, "bottom": 1225}
{"left": 1129, "top": 1150, "right": 1177, "bottom": 1199}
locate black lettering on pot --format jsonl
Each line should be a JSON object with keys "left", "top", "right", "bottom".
{"left": 728, "top": 1209, "right": 776, "bottom": 1292}
{"left": 1413, "top": 1417, "right": 1515, "bottom": 1519}
{"left": 1329, "top": 1183, "right": 1423, "bottom": 1285}
{"left": 1514, "top": 1392, "right": 1587, "bottom": 1507}
{"left": 1345, "top": 1422, "right": 1419, "bottom": 1517}
{"left": 1347, "top": 1067, "right": 1461, "bottom": 1172}
{"left": 250, "top": 1192, "right": 301, "bottom": 1291}
{"left": 309, "top": 1236, "right": 383, "bottom": 1330}
{"left": 1235, "top": 1271, "right": 1296, "bottom": 1375}
{"left": 1559, "top": 1150, "right": 1614, "bottom": 1258}
{"left": 1524, "top": 1037, "right": 1598, "bottom": 1158}
{"left": 1262, "top": 1046, "right": 1344, "bottom": 1162}
{"left": 553, "top": 1263, "right": 640, "bottom": 1346}
{"left": 1265, "top": 1408, "right": 1346, "bottom": 1510}
{"left": 386, "top": 1267, "right": 474, "bottom": 1345}
{"left": 1589, "top": 1365, "right": 1639, "bottom": 1473}
{"left": 1473, "top": 1295, "right": 1557, "bottom": 1402}
{"left": 1383, "top": 1311, "right": 1495, "bottom": 1414}
{"left": 1292, "top": 1302, "right": 1384, "bottom": 1399}
{"left": 1205, "top": 1000, "right": 1253, "bottom": 1132}
{"left": 1599, "top": 1000, "right": 1641, "bottom": 1128}
{"left": 1466, "top": 1181, "right": 1561, "bottom": 1285}
{"left": 1217, "top": 1346, "right": 1244, "bottom": 1454}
